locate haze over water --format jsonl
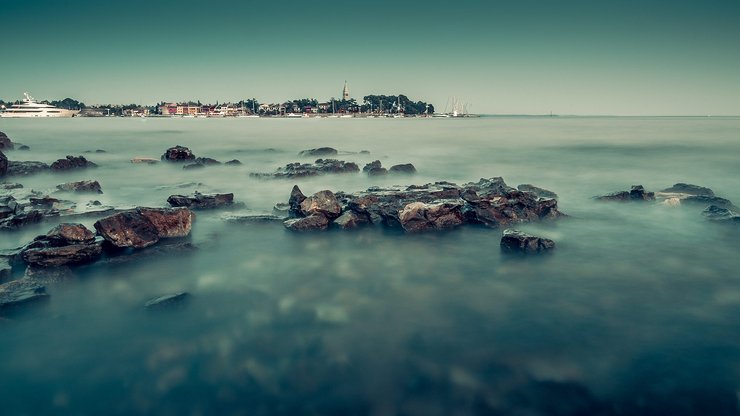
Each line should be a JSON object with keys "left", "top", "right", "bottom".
{"left": 1, "top": 117, "right": 739, "bottom": 415}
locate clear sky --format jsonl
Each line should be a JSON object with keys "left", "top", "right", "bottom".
{"left": 1, "top": 0, "right": 739, "bottom": 115}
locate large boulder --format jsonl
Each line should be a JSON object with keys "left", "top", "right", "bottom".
{"left": 0, "top": 279, "right": 48, "bottom": 313}
{"left": 50, "top": 155, "right": 97, "bottom": 171}
{"left": 299, "top": 190, "right": 342, "bottom": 219}
{"left": 161, "top": 145, "right": 196, "bottom": 162}
{"left": 56, "top": 180, "right": 103, "bottom": 194}
{"left": 283, "top": 214, "right": 329, "bottom": 231}
{"left": 288, "top": 185, "right": 306, "bottom": 217}
{"left": 389, "top": 163, "right": 417, "bottom": 174}
{"left": 94, "top": 207, "right": 193, "bottom": 248}
{"left": 500, "top": 229, "right": 555, "bottom": 253}
{"left": 0, "top": 150, "right": 7, "bottom": 176}
{"left": 299, "top": 147, "right": 338, "bottom": 157}
{"left": 0, "top": 132, "right": 14, "bottom": 151}
{"left": 167, "top": 192, "right": 234, "bottom": 210}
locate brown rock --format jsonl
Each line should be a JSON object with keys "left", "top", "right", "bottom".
{"left": 300, "top": 190, "right": 342, "bottom": 219}
{"left": 138, "top": 207, "right": 193, "bottom": 238}
{"left": 283, "top": 215, "right": 329, "bottom": 231}
{"left": 94, "top": 210, "right": 160, "bottom": 248}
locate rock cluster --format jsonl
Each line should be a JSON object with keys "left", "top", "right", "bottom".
{"left": 21, "top": 223, "right": 103, "bottom": 267}
{"left": 251, "top": 159, "right": 360, "bottom": 179}
{"left": 283, "top": 177, "right": 564, "bottom": 232}
{"left": 500, "top": 229, "right": 555, "bottom": 253}
{"left": 183, "top": 157, "right": 222, "bottom": 170}
{"left": 161, "top": 145, "right": 196, "bottom": 162}
{"left": 167, "top": 192, "right": 234, "bottom": 210}
{"left": 94, "top": 207, "right": 193, "bottom": 248}
{"left": 362, "top": 160, "right": 417, "bottom": 176}
{"left": 50, "top": 155, "right": 97, "bottom": 171}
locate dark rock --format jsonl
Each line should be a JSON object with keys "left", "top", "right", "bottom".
{"left": 389, "top": 163, "right": 417, "bottom": 174}
{"left": 46, "top": 223, "right": 96, "bottom": 244}
{"left": 93, "top": 210, "right": 160, "bottom": 248}
{"left": 18, "top": 145, "right": 30, "bottom": 151}
{"left": 183, "top": 163, "right": 204, "bottom": 170}
{"left": 288, "top": 185, "right": 307, "bottom": 217}
{"left": 0, "top": 132, "right": 13, "bottom": 151}
{"left": 225, "top": 159, "right": 242, "bottom": 165}
{"left": 22, "top": 241, "right": 103, "bottom": 267}
{"left": 363, "top": 160, "right": 382, "bottom": 172}
{"left": 284, "top": 214, "right": 329, "bottom": 231}
{"left": 0, "top": 279, "right": 48, "bottom": 313}
{"left": 224, "top": 214, "right": 284, "bottom": 223}
{"left": 0, "top": 151, "right": 7, "bottom": 176}
{"left": 251, "top": 159, "right": 360, "bottom": 179}
{"left": 0, "top": 210, "right": 44, "bottom": 230}
{"left": 0, "top": 182, "right": 23, "bottom": 190}
{"left": 95, "top": 149, "right": 106, "bottom": 153}
{"left": 50, "top": 155, "right": 97, "bottom": 171}
{"left": 300, "top": 190, "right": 342, "bottom": 219}
{"left": 367, "top": 167, "right": 388, "bottom": 176}
{"left": 161, "top": 145, "right": 196, "bottom": 162}
{"left": 333, "top": 210, "right": 366, "bottom": 229}
{"left": 596, "top": 185, "right": 655, "bottom": 202}
{"left": 500, "top": 229, "right": 555, "bottom": 253}
{"left": 167, "top": 192, "right": 234, "bottom": 210}
{"left": 56, "top": 180, "right": 103, "bottom": 194}
{"left": 359, "top": 150, "right": 370, "bottom": 154}
{"left": 195, "top": 157, "right": 220, "bottom": 165}
{"left": 145, "top": 292, "right": 190, "bottom": 310}
{"left": 398, "top": 200, "right": 464, "bottom": 232}
{"left": 682, "top": 195, "right": 738, "bottom": 211}
{"left": 29, "top": 196, "right": 60, "bottom": 209}
{"left": 298, "top": 147, "right": 338, "bottom": 157}
{"left": 661, "top": 183, "right": 714, "bottom": 197}
{"left": 0, "top": 258, "right": 11, "bottom": 283}
{"left": 517, "top": 184, "right": 558, "bottom": 199}
{"left": 6, "top": 161, "right": 49, "bottom": 176}
{"left": 702, "top": 205, "right": 740, "bottom": 223}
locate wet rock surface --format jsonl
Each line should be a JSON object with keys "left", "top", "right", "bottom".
{"left": 500, "top": 229, "right": 556, "bottom": 253}
{"left": 56, "top": 180, "right": 103, "bottom": 194}
{"left": 145, "top": 292, "right": 190, "bottom": 310}
{"left": 363, "top": 160, "right": 388, "bottom": 176}
{"left": 283, "top": 177, "right": 564, "bottom": 232}
{"left": 596, "top": 185, "right": 655, "bottom": 202}
{"left": 251, "top": 159, "right": 360, "bottom": 179}
{"left": 0, "top": 151, "right": 7, "bottom": 176}
{"left": 167, "top": 192, "right": 234, "bottom": 210}
{"left": 518, "top": 184, "right": 558, "bottom": 199}
{"left": 0, "top": 279, "right": 48, "bottom": 312}
{"left": 94, "top": 207, "right": 193, "bottom": 248}
{"left": 388, "top": 163, "right": 417, "bottom": 174}
{"left": 0, "top": 132, "right": 14, "bottom": 151}
{"left": 298, "top": 147, "right": 338, "bottom": 157}
{"left": 161, "top": 145, "right": 196, "bottom": 162}
{"left": 284, "top": 214, "right": 330, "bottom": 231}
{"left": 660, "top": 183, "right": 715, "bottom": 196}
{"left": 50, "top": 155, "right": 97, "bottom": 171}
{"left": 702, "top": 205, "right": 740, "bottom": 223}
{"left": 6, "top": 160, "right": 50, "bottom": 176}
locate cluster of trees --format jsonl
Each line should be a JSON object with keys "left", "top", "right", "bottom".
{"left": 362, "top": 95, "right": 433, "bottom": 115}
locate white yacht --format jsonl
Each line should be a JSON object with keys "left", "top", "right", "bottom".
{"left": 0, "top": 93, "right": 80, "bottom": 118}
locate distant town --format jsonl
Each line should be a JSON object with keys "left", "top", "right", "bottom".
{"left": 0, "top": 82, "right": 477, "bottom": 118}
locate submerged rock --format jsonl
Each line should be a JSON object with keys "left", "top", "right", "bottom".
{"left": 225, "top": 159, "right": 242, "bottom": 165}
{"left": 0, "top": 132, "right": 14, "bottom": 151}
{"left": 500, "top": 229, "right": 555, "bottom": 253}
{"left": 0, "top": 182, "right": 23, "bottom": 190}
{"left": 251, "top": 159, "right": 360, "bottom": 179}
{"left": 0, "top": 151, "right": 7, "bottom": 176}
{"left": 6, "top": 160, "right": 49, "bottom": 176}
{"left": 50, "top": 155, "right": 97, "bottom": 171}
{"left": 389, "top": 163, "right": 417, "bottom": 174}
{"left": 0, "top": 210, "right": 44, "bottom": 230}
{"left": 94, "top": 207, "right": 193, "bottom": 249}
{"left": 284, "top": 214, "right": 329, "bottom": 231}
{"left": 145, "top": 292, "right": 190, "bottom": 310}
{"left": 0, "top": 257, "right": 11, "bottom": 283}
{"left": 167, "top": 192, "right": 234, "bottom": 210}
{"left": 56, "top": 180, "right": 103, "bottom": 194}
{"left": 0, "top": 279, "right": 48, "bottom": 313}
{"left": 596, "top": 185, "right": 655, "bottom": 202}
{"left": 702, "top": 205, "right": 740, "bottom": 223}
{"left": 131, "top": 157, "right": 159, "bottom": 164}
{"left": 183, "top": 157, "right": 221, "bottom": 170}
{"left": 660, "top": 183, "right": 715, "bottom": 197}
{"left": 17, "top": 145, "right": 30, "bottom": 151}
{"left": 299, "top": 147, "right": 338, "bottom": 157}
{"left": 161, "top": 145, "right": 196, "bottom": 162}
{"left": 517, "top": 184, "right": 558, "bottom": 199}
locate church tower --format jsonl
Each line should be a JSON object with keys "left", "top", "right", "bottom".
{"left": 342, "top": 81, "right": 349, "bottom": 101}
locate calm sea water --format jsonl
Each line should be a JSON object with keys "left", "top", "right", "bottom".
{"left": 1, "top": 117, "right": 739, "bottom": 415}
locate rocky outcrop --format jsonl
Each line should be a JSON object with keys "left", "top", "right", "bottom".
{"left": 225, "top": 159, "right": 242, "bottom": 165}
{"left": 363, "top": 160, "right": 387, "bottom": 176}
{"left": 167, "top": 192, "right": 234, "bottom": 210}
{"left": 0, "top": 182, "right": 22, "bottom": 190}
{"left": 50, "top": 155, "right": 97, "bottom": 171}
{"left": 702, "top": 205, "right": 740, "bottom": 223}
{"left": 161, "top": 145, "right": 196, "bottom": 162}
{"left": 0, "top": 132, "right": 14, "bottom": 151}
{"left": 0, "top": 279, "right": 48, "bottom": 313}
{"left": 282, "top": 178, "right": 564, "bottom": 232}
{"left": 517, "top": 184, "right": 558, "bottom": 199}
{"left": 251, "top": 159, "right": 360, "bottom": 179}
{"left": 299, "top": 147, "right": 338, "bottom": 157}
{"left": 388, "top": 163, "right": 417, "bottom": 174}
{"left": 0, "top": 151, "right": 7, "bottom": 176}
{"left": 145, "top": 292, "right": 190, "bottom": 310}
{"left": 6, "top": 161, "right": 49, "bottom": 176}
{"left": 660, "top": 183, "right": 714, "bottom": 197}
{"left": 183, "top": 157, "right": 221, "bottom": 170}
{"left": 56, "top": 180, "right": 103, "bottom": 194}
{"left": 595, "top": 185, "right": 655, "bottom": 202}
{"left": 0, "top": 210, "right": 44, "bottom": 230}
{"left": 21, "top": 223, "right": 103, "bottom": 267}
{"left": 500, "top": 229, "right": 555, "bottom": 253}
{"left": 94, "top": 207, "right": 193, "bottom": 248}
{"left": 655, "top": 183, "right": 739, "bottom": 211}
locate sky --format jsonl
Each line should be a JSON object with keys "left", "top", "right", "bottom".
{"left": 1, "top": 0, "right": 739, "bottom": 115}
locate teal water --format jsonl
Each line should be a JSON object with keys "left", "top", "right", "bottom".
{"left": 1, "top": 117, "right": 739, "bottom": 415}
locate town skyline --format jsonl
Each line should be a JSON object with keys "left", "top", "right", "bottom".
{"left": 3, "top": 0, "right": 740, "bottom": 116}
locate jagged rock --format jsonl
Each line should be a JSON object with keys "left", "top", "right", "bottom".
{"left": 0, "top": 279, "right": 48, "bottom": 312}
{"left": 145, "top": 292, "right": 190, "bottom": 310}
{"left": 225, "top": 159, "right": 242, "bottom": 165}
{"left": 702, "top": 205, "right": 740, "bottom": 223}
{"left": 167, "top": 192, "right": 234, "bottom": 210}
{"left": 333, "top": 211, "right": 366, "bottom": 229}
{"left": 50, "top": 155, "right": 97, "bottom": 171}
{"left": 22, "top": 241, "right": 103, "bottom": 267}
{"left": 56, "top": 180, "right": 103, "bottom": 194}
{"left": 251, "top": 159, "right": 359, "bottom": 179}
{"left": 161, "top": 145, "right": 196, "bottom": 162}
{"left": 500, "top": 229, "right": 555, "bottom": 253}
{"left": 517, "top": 184, "right": 558, "bottom": 199}
{"left": 300, "top": 190, "right": 342, "bottom": 219}
{"left": 596, "top": 185, "right": 655, "bottom": 202}
{"left": 0, "top": 210, "right": 44, "bottom": 230}
{"left": 0, "top": 132, "right": 13, "bottom": 151}
{"left": 288, "top": 185, "right": 307, "bottom": 217}
{"left": 0, "top": 182, "right": 23, "bottom": 190}
{"left": 0, "top": 151, "right": 7, "bottom": 176}
{"left": 661, "top": 183, "right": 714, "bottom": 197}
{"left": 284, "top": 214, "right": 329, "bottom": 231}
{"left": 93, "top": 208, "right": 192, "bottom": 247}
{"left": 299, "top": 147, "right": 337, "bottom": 157}
{"left": 398, "top": 200, "right": 465, "bottom": 232}
{"left": 389, "top": 163, "right": 417, "bottom": 174}
{"left": 6, "top": 161, "right": 49, "bottom": 176}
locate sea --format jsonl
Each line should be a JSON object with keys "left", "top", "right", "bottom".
{"left": 1, "top": 116, "right": 739, "bottom": 415}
